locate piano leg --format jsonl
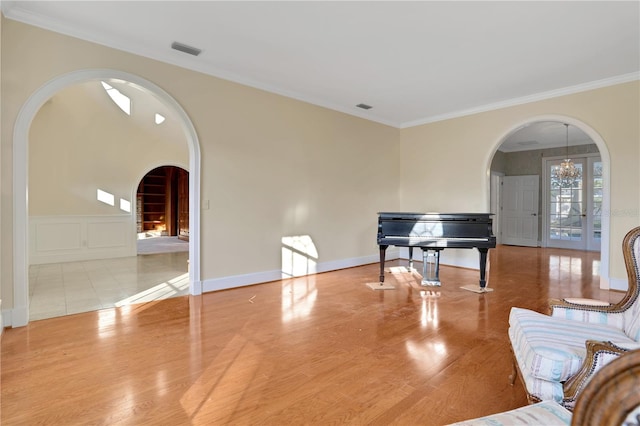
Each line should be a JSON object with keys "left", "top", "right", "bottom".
{"left": 421, "top": 249, "right": 441, "bottom": 286}
{"left": 379, "top": 245, "right": 388, "bottom": 282}
{"left": 408, "top": 246, "right": 414, "bottom": 271}
{"left": 478, "top": 248, "right": 489, "bottom": 289}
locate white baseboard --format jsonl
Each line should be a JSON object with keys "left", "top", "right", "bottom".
{"left": 202, "top": 270, "right": 283, "bottom": 293}
{"left": 202, "top": 252, "right": 395, "bottom": 293}
{"left": 2, "top": 309, "right": 11, "bottom": 330}
{"left": 2, "top": 305, "right": 29, "bottom": 328}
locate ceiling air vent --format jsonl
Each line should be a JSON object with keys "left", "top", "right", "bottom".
{"left": 356, "top": 103, "right": 373, "bottom": 110}
{"left": 171, "top": 41, "right": 202, "bottom": 56}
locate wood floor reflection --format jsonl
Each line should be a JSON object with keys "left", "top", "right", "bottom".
{"left": 1, "top": 245, "right": 622, "bottom": 425}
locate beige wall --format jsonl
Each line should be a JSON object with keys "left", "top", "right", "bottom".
{"left": 29, "top": 81, "right": 188, "bottom": 216}
{"left": 1, "top": 18, "right": 401, "bottom": 311}
{"left": 400, "top": 81, "right": 639, "bottom": 280}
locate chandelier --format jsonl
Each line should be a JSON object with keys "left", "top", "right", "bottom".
{"left": 555, "top": 123, "right": 581, "bottom": 183}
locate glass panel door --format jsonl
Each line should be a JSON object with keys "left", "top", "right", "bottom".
{"left": 587, "top": 158, "right": 602, "bottom": 251}
{"left": 546, "top": 155, "right": 601, "bottom": 251}
{"left": 549, "top": 158, "right": 585, "bottom": 249}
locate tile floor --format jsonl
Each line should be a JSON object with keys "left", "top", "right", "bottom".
{"left": 29, "top": 251, "right": 189, "bottom": 321}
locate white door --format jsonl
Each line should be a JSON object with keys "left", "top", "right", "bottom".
{"left": 545, "top": 155, "right": 601, "bottom": 251}
{"left": 502, "top": 175, "right": 539, "bottom": 247}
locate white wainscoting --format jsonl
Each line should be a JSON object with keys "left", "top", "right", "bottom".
{"left": 30, "top": 215, "right": 136, "bottom": 265}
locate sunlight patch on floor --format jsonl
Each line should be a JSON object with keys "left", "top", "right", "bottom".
{"left": 115, "top": 273, "right": 189, "bottom": 307}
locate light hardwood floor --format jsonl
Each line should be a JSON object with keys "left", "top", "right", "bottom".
{"left": 1, "top": 245, "right": 621, "bottom": 425}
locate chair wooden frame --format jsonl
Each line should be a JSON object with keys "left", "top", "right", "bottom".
{"left": 561, "top": 340, "right": 630, "bottom": 407}
{"left": 549, "top": 226, "right": 640, "bottom": 316}
{"left": 571, "top": 348, "right": 640, "bottom": 426}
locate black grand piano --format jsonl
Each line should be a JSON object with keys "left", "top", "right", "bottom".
{"left": 377, "top": 212, "right": 496, "bottom": 288}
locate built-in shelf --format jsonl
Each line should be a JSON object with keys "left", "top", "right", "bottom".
{"left": 136, "top": 166, "right": 189, "bottom": 241}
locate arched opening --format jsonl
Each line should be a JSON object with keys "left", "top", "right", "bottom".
{"left": 486, "top": 115, "right": 611, "bottom": 289}
{"left": 136, "top": 165, "right": 190, "bottom": 253}
{"left": 12, "top": 69, "right": 201, "bottom": 327}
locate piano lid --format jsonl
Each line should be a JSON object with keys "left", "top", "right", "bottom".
{"left": 378, "top": 212, "right": 494, "bottom": 220}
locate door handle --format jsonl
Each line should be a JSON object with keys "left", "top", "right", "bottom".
{"left": 531, "top": 213, "right": 537, "bottom": 216}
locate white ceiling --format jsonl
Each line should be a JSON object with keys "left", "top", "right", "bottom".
{"left": 3, "top": 1, "right": 639, "bottom": 148}
{"left": 497, "top": 121, "right": 592, "bottom": 153}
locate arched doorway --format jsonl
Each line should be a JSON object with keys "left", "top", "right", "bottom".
{"left": 136, "top": 166, "right": 190, "bottom": 253}
{"left": 487, "top": 115, "right": 612, "bottom": 290}
{"left": 12, "top": 69, "right": 202, "bottom": 327}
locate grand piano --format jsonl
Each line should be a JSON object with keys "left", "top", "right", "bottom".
{"left": 377, "top": 212, "right": 496, "bottom": 288}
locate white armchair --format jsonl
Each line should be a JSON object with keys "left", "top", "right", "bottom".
{"left": 508, "top": 226, "right": 640, "bottom": 409}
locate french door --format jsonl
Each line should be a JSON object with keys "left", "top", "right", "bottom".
{"left": 544, "top": 154, "right": 602, "bottom": 251}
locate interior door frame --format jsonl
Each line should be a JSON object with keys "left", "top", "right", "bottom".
{"left": 541, "top": 152, "right": 601, "bottom": 251}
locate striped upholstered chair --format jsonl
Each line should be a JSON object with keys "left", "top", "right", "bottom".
{"left": 508, "top": 226, "right": 640, "bottom": 409}
{"left": 449, "top": 348, "right": 640, "bottom": 425}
